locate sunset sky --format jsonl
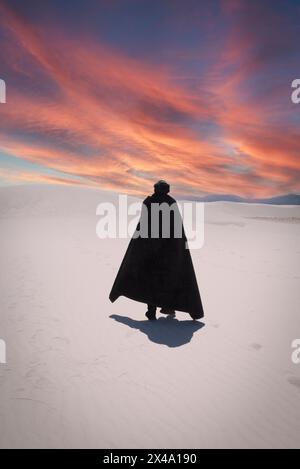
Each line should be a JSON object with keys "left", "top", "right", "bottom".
{"left": 0, "top": 0, "right": 299, "bottom": 198}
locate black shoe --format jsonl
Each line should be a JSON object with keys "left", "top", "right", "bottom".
{"left": 160, "top": 308, "right": 175, "bottom": 315}
{"left": 145, "top": 310, "right": 157, "bottom": 320}
{"left": 189, "top": 312, "right": 202, "bottom": 320}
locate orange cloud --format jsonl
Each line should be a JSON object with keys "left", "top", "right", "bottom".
{"left": 0, "top": 0, "right": 299, "bottom": 199}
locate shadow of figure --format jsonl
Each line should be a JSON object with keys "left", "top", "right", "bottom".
{"left": 110, "top": 314, "right": 205, "bottom": 348}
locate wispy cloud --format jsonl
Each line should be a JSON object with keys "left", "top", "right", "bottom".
{"left": 0, "top": 0, "right": 299, "bottom": 197}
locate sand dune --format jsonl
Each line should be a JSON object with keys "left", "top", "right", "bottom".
{"left": 0, "top": 184, "right": 300, "bottom": 448}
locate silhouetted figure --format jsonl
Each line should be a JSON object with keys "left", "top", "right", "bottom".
{"left": 109, "top": 180, "right": 204, "bottom": 321}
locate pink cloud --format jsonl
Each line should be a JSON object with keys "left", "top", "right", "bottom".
{"left": 0, "top": 0, "right": 299, "bottom": 198}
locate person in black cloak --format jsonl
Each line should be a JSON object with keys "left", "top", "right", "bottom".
{"left": 109, "top": 180, "right": 204, "bottom": 321}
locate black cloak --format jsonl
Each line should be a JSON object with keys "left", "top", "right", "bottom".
{"left": 109, "top": 192, "right": 204, "bottom": 317}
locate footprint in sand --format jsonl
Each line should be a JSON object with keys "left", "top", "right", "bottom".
{"left": 287, "top": 376, "right": 300, "bottom": 391}
{"left": 250, "top": 343, "right": 263, "bottom": 351}
{"left": 52, "top": 337, "right": 70, "bottom": 349}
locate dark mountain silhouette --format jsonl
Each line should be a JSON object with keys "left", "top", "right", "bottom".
{"left": 253, "top": 194, "right": 300, "bottom": 205}
{"left": 182, "top": 193, "right": 300, "bottom": 205}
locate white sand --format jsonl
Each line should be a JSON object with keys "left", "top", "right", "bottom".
{"left": 0, "top": 184, "right": 300, "bottom": 449}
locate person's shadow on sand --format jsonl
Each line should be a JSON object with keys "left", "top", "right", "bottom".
{"left": 110, "top": 314, "right": 205, "bottom": 347}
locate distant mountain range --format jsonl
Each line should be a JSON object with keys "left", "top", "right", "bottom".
{"left": 189, "top": 193, "right": 300, "bottom": 205}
